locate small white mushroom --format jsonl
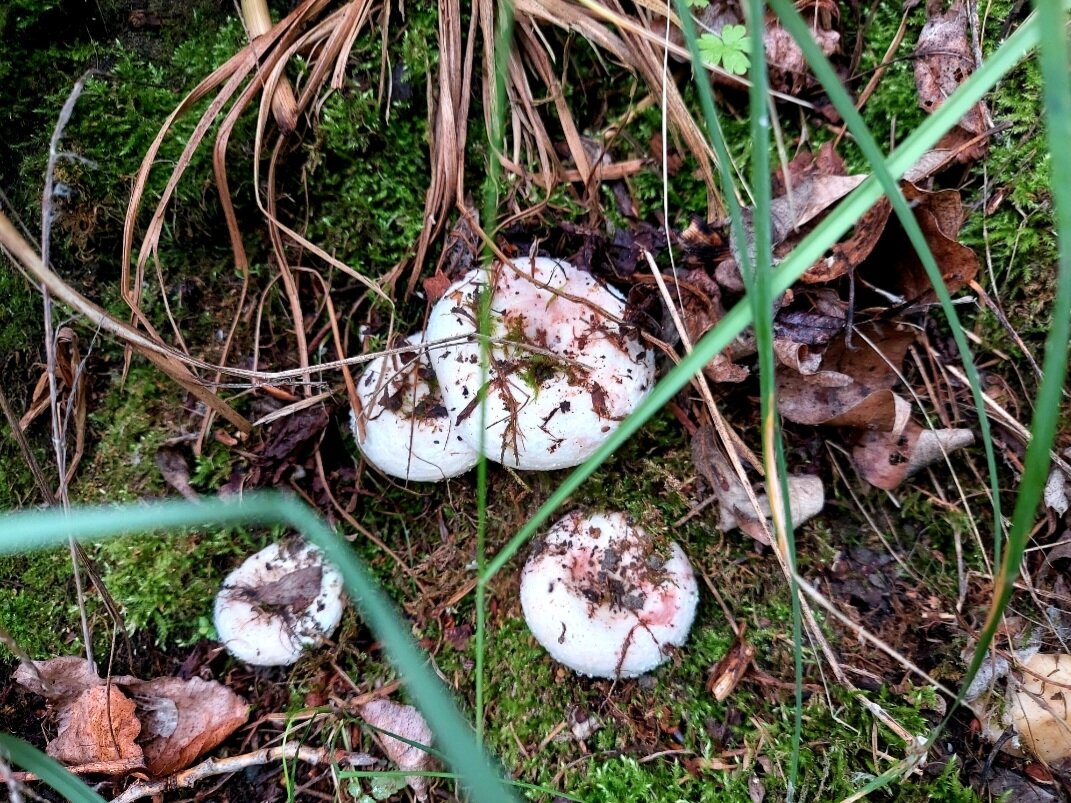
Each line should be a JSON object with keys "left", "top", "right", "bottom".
{"left": 214, "top": 540, "right": 344, "bottom": 666}
{"left": 519, "top": 511, "right": 699, "bottom": 678}
{"left": 350, "top": 332, "right": 480, "bottom": 481}
{"left": 424, "top": 257, "right": 656, "bottom": 470}
{"left": 1008, "top": 652, "right": 1071, "bottom": 765}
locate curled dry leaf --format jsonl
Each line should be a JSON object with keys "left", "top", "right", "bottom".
{"left": 14, "top": 657, "right": 248, "bottom": 778}
{"left": 773, "top": 339, "right": 822, "bottom": 375}
{"left": 691, "top": 424, "right": 825, "bottom": 543}
{"left": 776, "top": 323, "right": 915, "bottom": 431}
{"left": 852, "top": 422, "right": 975, "bottom": 490}
{"left": 856, "top": 184, "right": 979, "bottom": 306}
{"left": 914, "top": 0, "right": 991, "bottom": 162}
{"left": 359, "top": 699, "right": 435, "bottom": 801}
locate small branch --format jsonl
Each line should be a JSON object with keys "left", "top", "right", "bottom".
{"left": 108, "top": 744, "right": 377, "bottom": 803}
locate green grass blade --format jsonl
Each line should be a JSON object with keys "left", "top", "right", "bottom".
{"left": 475, "top": 0, "right": 518, "bottom": 748}
{"left": 480, "top": 11, "right": 1042, "bottom": 585}
{"left": 0, "top": 495, "right": 517, "bottom": 802}
{"left": 737, "top": 2, "right": 805, "bottom": 797}
{"left": 962, "top": 0, "right": 1071, "bottom": 707}
{"left": 0, "top": 733, "right": 108, "bottom": 803}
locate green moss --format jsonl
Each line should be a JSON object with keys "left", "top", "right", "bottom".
{"left": 93, "top": 525, "right": 271, "bottom": 645}
{"left": 0, "top": 550, "right": 83, "bottom": 658}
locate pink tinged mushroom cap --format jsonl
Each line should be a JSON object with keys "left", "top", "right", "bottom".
{"left": 519, "top": 511, "right": 699, "bottom": 678}
{"left": 351, "top": 332, "right": 480, "bottom": 482}
{"left": 424, "top": 258, "right": 656, "bottom": 470}
{"left": 214, "top": 540, "right": 345, "bottom": 667}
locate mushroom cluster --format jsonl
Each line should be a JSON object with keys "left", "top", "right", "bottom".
{"left": 519, "top": 511, "right": 699, "bottom": 678}
{"left": 351, "top": 257, "right": 656, "bottom": 480}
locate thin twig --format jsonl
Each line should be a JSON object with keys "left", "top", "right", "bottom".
{"left": 109, "top": 744, "right": 377, "bottom": 803}
{"left": 41, "top": 73, "right": 97, "bottom": 669}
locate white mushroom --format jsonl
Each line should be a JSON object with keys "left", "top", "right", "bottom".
{"left": 350, "top": 332, "right": 480, "bottom": 481}
{"left": 214, "top": 540, "right": 344, "bottom": 666}
{"left": 424, "top": 257, "right": 655, "bottom": 470}
{"left": 1008, "top": 652, "right": 1071, "bottom": 765}
{"left": 519, "top": 511, "right": 699, "bottom": 678}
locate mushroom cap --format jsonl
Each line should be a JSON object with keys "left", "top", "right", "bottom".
{"left": 424, "top": 257, "right": 655, "bottom": 470}
{"left": 351, "top": 332, "right": 480, "bottom": 481}
{"left": 519, "top": 511, "right": 699, "bottom": 678}
{"left": 214, "top": 540, "right": 345, "bottom": 666}
{"left": 1008, "top": 652, "right": 1071, "bottom": 765}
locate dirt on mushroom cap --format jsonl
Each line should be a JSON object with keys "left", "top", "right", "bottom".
{"left": 520, "top": 511, "right": 699, "bottom": 678}
{"left": 424, "top": 257, "right": 656, "bottom": 470}
{"left": 351, "top": 332, "right": 480, "bottom": 481}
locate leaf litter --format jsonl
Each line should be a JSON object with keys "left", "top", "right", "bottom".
{"left": 14, "top": 656, "right": 248, "bottom": 777}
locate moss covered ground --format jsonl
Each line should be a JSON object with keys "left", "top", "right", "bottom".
{"left": 0, "top": 0, "right": 1061, "bottom": 801}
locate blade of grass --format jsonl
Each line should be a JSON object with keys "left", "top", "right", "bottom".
{"left": 480, "top": 0, "right": 1042, "bottom": 586}
{"left": 737, "top": 2, "right": 805, "bottom": 798}
{"left": 475, "top": 0, "right": 518, "bottom": 748}
{"left": 0, "top": 495, "right": 517, "bottom": 802}
{"left": 0, "top": 733, "right": 108, "bottom": 803}
{"left": 961, "top": 0, "right": 1071, "bottom": 727}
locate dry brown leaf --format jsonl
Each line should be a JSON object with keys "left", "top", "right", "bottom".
{"left": 14, "top": 655, "right": 103, "bottom": 708}
{"left": 360, "top": 699, "right": 436, "bottom": 801}
{"left": 15, "top": 657, "right": 248, "bottom": 778}
{"left": 852, "top": 422, "right": 975, "bottom": 490}
{"left": 776, "top": 324, "right": 915, "bottom": 430}
{"left": 154, "top": 446, "right": 200, "bottom": 502}
{"left": 769, "top": 174, "right": 867, "bottom": 248}
{"left": 771, "top": 143, "right": 847, "bottom": 196}
{"left": 691, "top": 425, "right": 825, "bottom": 543}
{"left": 801, "top": 197, "right": 893, "bottom": 284}
{"left": 874, "top": 184, "right": 979, "bottom": 303}
{"left": 763, "top": 2, "right": 840, "bottom": 95}
{"left": 116, "top": 676, "right": 249, "bottom": 776}
{"left": 914, "top": 0, "right": 990, "bottom": 161}
{"left": 48, "top": 685, "right": 143, "bottom": 767}
{"left": 773, "top": 306, "right": 846, "bottom": 347}
{"left": 707, "top": 634, "right": 755, "bottom": 701}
